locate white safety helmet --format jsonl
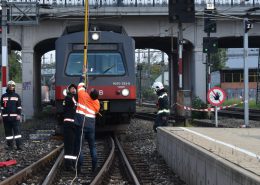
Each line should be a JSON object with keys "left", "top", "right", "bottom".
{"left": 152, "top": 81, "right": 164, "bottom": 92}
{"left": 7, "top": 80, "right": 16, "bottom": 86}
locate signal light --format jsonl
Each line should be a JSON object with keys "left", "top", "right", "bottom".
{"left": 203, "top": 37, "right": 218, "bottom": 53}
{"left": 244, "top": 20, "right": 253, "bottom": 33}
{"left": 169, "top": 0, "right": 195, "bottom": 23}
{"left": 204, "top": 10, "right": 216, "bottom": 33}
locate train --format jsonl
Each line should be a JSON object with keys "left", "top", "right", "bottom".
{"left": 55, "top": 24, "right": 136, "bottom": 131}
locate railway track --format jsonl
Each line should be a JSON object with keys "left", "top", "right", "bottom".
{"left": 41, "top": 135, "right": 141, "bottom": 185}
{"left": 218, "top": 107, "right": 260, "bottom": 120}
{"left": 1, "top": 118, "right": 187, "bottom": 185}
{"left": 0, "top": 145, "right": 63, "bottom": 185}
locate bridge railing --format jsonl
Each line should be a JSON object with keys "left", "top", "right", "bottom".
{"left": 4, "top": 0, "right": 260, "bottom": 7}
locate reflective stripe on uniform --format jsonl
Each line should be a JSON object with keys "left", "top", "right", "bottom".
{"left": 72, "top": 97, "right": 77, "bottom": 105}
{"left": 64, "top": 155, "right": 77, "bottom": 160}
{"left": 6, "top": 136, "right": 13, "bottom": 140}
{"left": 157, "top": 109, "right": 170, "bottom": 114}
{"left": 17, "top": 106, "right": 22, "bottom": 109}
{"left": 3, "top": 97, "right": 8, "bottom": 101}
{"left": 76, "top": 110, "right": 95, "bottom": 118}
{"left": 10, "top": 97, "right": 18, "bottom": 101}
{"left": 2, "top": 114, "right": 18, "bottom": 117}
{"left": 77, "top": 102, "right": 95, "bottom": 114}
{"left": 64, "top": 118, "right": 74, "bottom": 122}
{"left": 158, "top": 93, "right": 167, "bottom": 99}
{"left": 14, "top": 135, "right": 22, "bottom": 139}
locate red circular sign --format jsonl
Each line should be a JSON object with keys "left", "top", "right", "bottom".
{"left": 207, "top": 87, "right": 226, "bottom": 106}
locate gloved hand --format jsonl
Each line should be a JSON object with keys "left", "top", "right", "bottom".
{"left": 16, "top": 115, "right": 21, "bottom": 121}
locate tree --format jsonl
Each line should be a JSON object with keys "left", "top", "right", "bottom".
{"left": 9, "top": 51, "right": 22, "bottom": 82}
{"left": 210, "top": 48, "right": 227, "bottom": 72}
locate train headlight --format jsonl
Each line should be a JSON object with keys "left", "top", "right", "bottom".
{"left": 91, "top": 32, "right": 100, "bottom": 41}
{"left": 121, "top": 89, "right": 129, "bottom": 96}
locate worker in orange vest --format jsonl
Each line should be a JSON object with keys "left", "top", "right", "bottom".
{"left": 73, "top": 68, "right": 100, "bottom": 173}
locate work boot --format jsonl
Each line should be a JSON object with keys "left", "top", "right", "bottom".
{"left": 77, "top": 166, "right": 82, "bottom": 174}
{"left": 5, "top": 145, "right": 13, "bottom": 150}
{"left": 16, "top": 145, "right": 23, "bottom": 150}
{"left": 92, "top": 164, "right": 99, "bottom": 173}
{"left": 65, "top": 165, "right": 75, "bottom": 171}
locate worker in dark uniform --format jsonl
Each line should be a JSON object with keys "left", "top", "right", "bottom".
{"left": 74, "top": 71, "right": 100, "bottom": 173}
{"left": 152, "top": 81, "right": 170, "bottom": 133}
{"left": 0, "top": 80, "right": 22, "bottom": 150}
{"left": 63, "top": 84, "right": 77, "bottom": 171}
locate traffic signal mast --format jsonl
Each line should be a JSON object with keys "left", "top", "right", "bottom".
{"left": 168, "top": 0, "right": 195, "bottom": 90}
{"left": 203, "top": 4, "right": 218, "bottom": 102}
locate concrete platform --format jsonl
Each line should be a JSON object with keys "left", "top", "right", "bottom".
{"left": 157, "top": 127, "right": 260, "bottom": 185}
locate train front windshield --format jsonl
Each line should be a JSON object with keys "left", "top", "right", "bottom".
{"left": 65, "top": 52, "right": 125, "bottom": 76}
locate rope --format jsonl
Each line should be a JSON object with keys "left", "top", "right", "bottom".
{"left": 176, "top": 101, "right": 244, "bottom": 112}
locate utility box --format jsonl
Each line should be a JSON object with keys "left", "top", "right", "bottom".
{"left": 176, "top": 90, "right": 191, "bottom": 117}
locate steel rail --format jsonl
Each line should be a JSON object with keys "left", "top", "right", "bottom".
{"left": 0, "top": 144, "right": 63, "bottom": 185}
{"left": 90, "top": 136, "right": 115, "bottom": 185}
{"left": 114, "top": 136, "right": 141, "bottom": 185}
{"left": 42, "top": 149, "right": 64, "bottom": 185}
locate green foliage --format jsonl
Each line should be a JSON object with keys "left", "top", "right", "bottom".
{"left": 210, "top": 48, "right": 227, "bottom": 72}
{"left": 9, "top": 51, "right": 22, "bottom": 82}
{"left": 139, "top": 62, "right": 161, "bottom": 84}
{"left": 142, "top": 88, "right": 157, "bottom": 101}
{"left": 223, "top": 99, "right": 260, "bottom": 109}
{"left": 191, "top": 96, "right": 207, "bottom": 119}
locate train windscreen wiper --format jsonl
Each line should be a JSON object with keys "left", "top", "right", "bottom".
{"left": 102, "top": 64, "right": 116, "bottom": 74}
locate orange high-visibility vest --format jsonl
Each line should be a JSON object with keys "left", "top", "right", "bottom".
{"left": 75, "top": 83, "right": 100, "bottom": 118}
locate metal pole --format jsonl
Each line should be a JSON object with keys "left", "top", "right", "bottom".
{"left": 170, "top": 26, "right": 174, "bottom": 108}
{"left": 178, "top": 22, "right": 183, "bottom": 89}
{"left": 1, "top": 0, "right": 8, "bottom": 94}
{"left": 148, "top": 48, "right": 151, "bottom": 86}
{"left": 206, "top": 32, "right": 211, "bottom": 102}
{"left": 215, "top": 106, "right": 218, "bottom": 127}
{"left": 139, "top": 66, "right": 142, "bottom": 105}
{"left": 161, "top": 51, "right": 164, "bottom": 85}
{"left": 243, "top": 18, "right": 249, "bottom": 127}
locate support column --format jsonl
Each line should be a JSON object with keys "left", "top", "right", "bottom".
{"left": 192, "top": 48, "right": 206, "bottom": 101}
{"left": 21, "top": 50, "right": 35, "bottom": 119}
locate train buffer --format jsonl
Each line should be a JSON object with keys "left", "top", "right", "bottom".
{"left": 157, "top": 127, "right": 260, "bottom": 185}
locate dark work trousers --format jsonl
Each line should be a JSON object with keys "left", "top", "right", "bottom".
{"left": 3, "top": 120, "right": 22, "bottom": 148}
{"left": 153, "top": 113, "right": 169, "bottom": 133}
{"left": 74, "top": 115, "right": 97, "bottom": 172}
{"left": 63, "top": 122, "right": 76, "bottom": 168}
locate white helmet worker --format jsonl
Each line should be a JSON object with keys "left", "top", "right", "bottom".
{"left": 7, "top": 80, "right": 16, "bottom": 86}
{"left": 152, "top": 81, "right": 164, "bottom": 92}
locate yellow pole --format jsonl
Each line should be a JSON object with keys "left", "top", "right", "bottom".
{"left": 83, "top": 0, "right": 89, "bottom": 86}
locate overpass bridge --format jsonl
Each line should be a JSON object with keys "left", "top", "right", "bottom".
{"left": 1, "top": 0, "right": 260, "bottom": 118}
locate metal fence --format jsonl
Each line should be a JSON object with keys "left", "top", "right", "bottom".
{"left": 3, "top": 0, "right": 260, "bottom": 7}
